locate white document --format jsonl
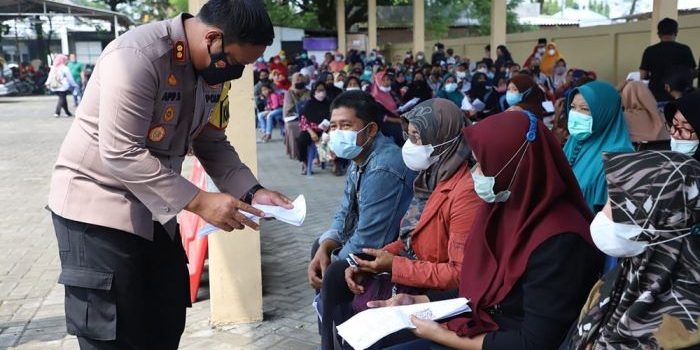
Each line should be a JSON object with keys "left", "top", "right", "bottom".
{"left": 626, "top": 71, "right": 641, "bottom": 81}
{"left": 336, "top": 298, "right": 471, "bottom": 350}
{"left": 197, "top": 195, "right": 306, "bottom": 237}
{"left": 283, "top": 115, "right": 299, "bottom": 123}
{"left": 318, "top": 119, "right": 331, "bottom": 130}
{"left": 542, "top": 101, "right": 555, "bottom": 113}
{"left": 398, "top": 97, "right": 421, "bottom": 112}
{"left": 471, "top": 98, "right": 486, "bottom": 112}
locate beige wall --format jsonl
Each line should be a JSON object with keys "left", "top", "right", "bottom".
{"left": 387, "top": 13, "right": 700, "bottom": 84}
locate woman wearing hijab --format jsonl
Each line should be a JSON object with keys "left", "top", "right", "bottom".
{"left": 564, "top": 81, "right": 634, "bottom": 273}
{"left": 296, "top": 81, "right": 331, "bottom": 174}
{"left": 318, "top": 71, "right": 343, "bottom": 101}
{"left": 541, "top": 42, "right": 563, "bottom": 77}
{"left": 618, "top": 80, "right": 669, "bottom": 144}
{"left": 372, "top": 70, "right": 404, "bottom": 146}
{"left": 505, "top": 74, "right": 546, "bottom": 119}
{"left": 402, "top": 71, "right": 433, "bottom": 106}
{"left": 568, "top": 151, "right": 700, "bottom": 350}
{"left": 372, "top": 110, "right": 601, "bottom": 350}
{"left": 283, "top": 73, "right": 310, "bottom": 160}
{"left": 45, "top": 54, "right": 77, "bottom": 117}
{"left": 664, "top": 89, "right": 700, "bottom": 160}
{"left": 319, "top": 98, "right": 482, "bottom": 350}
{"left": 494, "top": 45, "right": 514, "bottom": 72}
{"left": 551, "top": 58, "right": 568, "bottom": 91}
{"left": 436, "top": 73, "right": 465, "bottom": 108}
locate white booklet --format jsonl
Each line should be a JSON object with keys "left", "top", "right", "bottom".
{"left": 197, "top": 195, "right": 306, "bottom": 237}
{"left": 336, "top": 298, "right": 471, "bottom": 350}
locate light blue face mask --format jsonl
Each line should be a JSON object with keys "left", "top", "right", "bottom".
{"left": 505, "top": 92, "right": 523, "bottom": 106}
{"left": 670, "top": 138, "right": 699, "bottom": 156}
{"left": 568, "top": 110, "right": 594, "bottom": 141}
{"left": 444, "top": 83, "right": 458, "bottom": 92}
{"left": 329, "top": 124, "right": 371, "bottom": 159}
{"left": 471, "top": 140, "right": 529, "bottom": 203}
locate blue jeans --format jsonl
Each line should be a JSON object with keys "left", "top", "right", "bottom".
{"left": 257, "top": 108, "right": 283, "bottom": 135}
{"left": 72, "top": 82, "right": 82, "bottom": 106}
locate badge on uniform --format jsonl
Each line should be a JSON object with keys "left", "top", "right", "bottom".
{"left": 167, "top": 73, "right": 177, "bottom": 87}
{"left": 163, "top": 106, "right": 175, "bottom": 122}
{"left": 148, "top": 125, "right": 166, "bottom": 142}
{"left": 174, "top": 41, "right": 186, "bottom": 62}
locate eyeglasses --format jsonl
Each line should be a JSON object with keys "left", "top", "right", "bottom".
{"left": 669, "top": 123, "right": 696, "bottom": 140}
{"left": 402, "top": 131, "right": 420, "bottom": 144}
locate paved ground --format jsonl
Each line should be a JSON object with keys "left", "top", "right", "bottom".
{"left": 0, "top": 95, "right": 346, "bottom": 349}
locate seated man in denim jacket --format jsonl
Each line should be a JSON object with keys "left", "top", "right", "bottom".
{"left": 307, "top": 91, "right": 416, "bottom": 290}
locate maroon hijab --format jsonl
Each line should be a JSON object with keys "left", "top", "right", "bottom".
{"left": 508, "top": 74, "right": 546, "bottom": 119}
{"left": 448, "top": 111, "right": 594, "bottom": 337}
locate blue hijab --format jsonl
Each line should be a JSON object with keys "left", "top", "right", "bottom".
{"left": 436, "top": 73, "right": 465, "bottom": 108}
{"left": 563, "top": 81, "right": 634, "bottom": 212}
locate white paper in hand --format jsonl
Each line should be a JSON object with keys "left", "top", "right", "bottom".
{"left": 318, "top": 119, "right": 331, "bottom": 130}
{"left": 197, "top": 195, "right": 306, "bottom": 237}
{"left": 336, "top": 298, "right": 471, "bottom": 350}
{"left": 471, "top": 99, "right": 486, "bottom": 112}
{"left": 248, "top": 194, "right": 306, "bottom": 226}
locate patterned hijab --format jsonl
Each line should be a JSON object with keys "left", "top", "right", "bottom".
{"left": 570, "top": 151, "right": 700, "bottom": 350}
{"left": 563, "top": 80, "right": 635, "bottom": 211}
{"left": 402, "top": 98, "right": 471, "bottom": 199}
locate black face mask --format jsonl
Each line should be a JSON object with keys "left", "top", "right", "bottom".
{"left": 198, "top": 37, "right": 245, "bottom": 85}
{"left": 294, "top": 82, "right": 306, "bottom": 90}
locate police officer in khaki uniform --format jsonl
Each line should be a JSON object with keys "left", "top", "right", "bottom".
{"left": 47, "top": 0, "right": 292, "bottom": 348}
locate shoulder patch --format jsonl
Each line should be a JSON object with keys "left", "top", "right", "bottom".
{"left": 163, "top": 106, "right": 175, "bottom": 122}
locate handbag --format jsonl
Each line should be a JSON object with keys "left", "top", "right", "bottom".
{"left": 47, "top": 71, "right": 63, "bottom": 91}
{"left": 351, "top": 273, "right": 423, "bottom": 313}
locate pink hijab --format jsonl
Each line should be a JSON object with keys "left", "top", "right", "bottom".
{"left": 52, "top": 54, "right": 68, "bottom": 69}
{"left": 371, "top": 71, "right": 398, "bottom": 114}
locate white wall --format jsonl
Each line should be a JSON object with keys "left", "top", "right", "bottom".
{"left": 262, "top": 26, "right": 305, "bottom": 61}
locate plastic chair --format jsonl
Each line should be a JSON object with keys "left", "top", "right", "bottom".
{"left": 306, "top": 143, "right": 325, "bottom": 177}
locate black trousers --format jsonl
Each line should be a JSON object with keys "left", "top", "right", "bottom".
{"left": 52, "top": 213, "right": 190, "bottom": 350}
{"left": 54, "top": 91, "right": 71, "bottom": 116}
{"left": 297, "top": 131, "right": 314, "bottom": 163}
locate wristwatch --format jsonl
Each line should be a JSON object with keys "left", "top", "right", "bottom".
{"left": 242, "top": 184, "right": 265, "bottom": 205}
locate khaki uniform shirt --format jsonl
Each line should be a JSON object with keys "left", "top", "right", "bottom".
{"left": 48, "top": 14, "right": 258, "bottom": 240}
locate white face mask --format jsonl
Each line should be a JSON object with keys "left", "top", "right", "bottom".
{"left": 334, "top": 81, "right": 345, "bottom": 89}
{"left": 455, "top": 71, "right": 467, "bottom": 79}
{"left": 346, "top": 87, "right": 361, "bottom": 91}
{"left": 548, "top": 49, "right": 556, "bottom": 56}
{"left": 401, "top": 136, "right": 458, "bottom": 171}
{"left": 670, "top": 138, "right": 699, "bottom": 156}
{"left": 444, "top": 83, "right": 458, "bottom": 92}
{"left": 477, "top": 68, "right": 488, "bottom": 74}
{"left": 590, "top": 209, "right": 696, "bottom": 258}
{"left": 379, "top": 86, "right": 392, "bottom": 93}
{"left": 590, "top": 212, "right": 647, "bottom": 258}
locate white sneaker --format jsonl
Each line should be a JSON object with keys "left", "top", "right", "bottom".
{"left": 53, "top": 114, "right": 60, "bottom": 118}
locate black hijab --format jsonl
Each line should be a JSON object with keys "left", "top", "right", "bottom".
{"left": 301, "top": 81, "right": 331, "bottom": 124}
{"left": 664, "top": 89, "right": 700, "bottom": 161}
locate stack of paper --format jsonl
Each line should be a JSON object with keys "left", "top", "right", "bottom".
{"left": 336, "top": 298, "right": 471, "bottom": 350}
{"left": 398, "top": 97, "right": 421, "bottom": 113}
{"left": 197, "top": 195, "right": 306, "bottom": 237}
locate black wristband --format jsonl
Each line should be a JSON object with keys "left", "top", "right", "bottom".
{"left": 242, "top": 184, "right": 264, "bottom": 204}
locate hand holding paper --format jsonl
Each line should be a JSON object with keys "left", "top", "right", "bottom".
{"left": 197, "top": 195, "right": 306, "bottom": 237}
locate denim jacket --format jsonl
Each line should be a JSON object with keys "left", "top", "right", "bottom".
{"left": 319, "top": 133, "right": 416, "bottom": 260}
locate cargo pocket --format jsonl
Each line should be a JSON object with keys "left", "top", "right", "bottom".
{"left": 58, "top": 266, "right": 116, "bottom": 341}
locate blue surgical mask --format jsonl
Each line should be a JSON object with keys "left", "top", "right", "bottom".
{"left": 329, "top": 124, "right": 371, "bottom": 159}
{"left": 670, "top": 138, "right": 699, "bottom": 156}
{"left": 444, "top": 83, "right": 458, "bottom": 92}
{"left": 471, "top": 141, "right": 529, "bottom": 203}
{"left": 486, "top": 72, "right": 494, "bottom": 80}
{"left": 505, "top": 92, "right": 523, "bottom": 106}
{"left": 568, "top": 110, "right": 593, "bottom": 141}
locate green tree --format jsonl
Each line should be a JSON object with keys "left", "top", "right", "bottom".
{"left": 542, "top": 0, "right": 561, "bottom": 15}
{"left": 565, "top": 0, "right": 578, "bottom": 9}
{"left": 469, "top": 0, "right": 527, "bottom": 36}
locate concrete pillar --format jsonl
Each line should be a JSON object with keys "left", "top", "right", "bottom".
{"left": 490, "top": 0, "right": 506, "bottom": 61}
{"left": 189, "top": 0, "right": 263, "bottom": 325}
{"left": 650, "top": 0, "right": 678, "bottom": 44}
{"left": 337, "top": 0, "right": 346, "bottom": 53}
{"left": 368, "top": 0, "right": 377, "bottom": 52}
{"left": 412, "top": 0, "right": 424, "bottom": 56}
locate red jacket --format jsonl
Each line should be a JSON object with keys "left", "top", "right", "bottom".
{"left": 384, "top": 163, "right": 482, "bottom": 289}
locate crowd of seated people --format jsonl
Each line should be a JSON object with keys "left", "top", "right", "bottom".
{"left": 249, "top": 22, "right": 700, "bottom": 349}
